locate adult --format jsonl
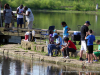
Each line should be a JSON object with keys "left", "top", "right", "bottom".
{"left": 23, "top": 6, "right": 34, "bottom": 29}
{"left": 47, "top": 33, "right": 62, "bottom": 56}
{"left": 3, "top": 4, "right": 13, "bottom": 28}
{"left": 79, "top": 21, "right": 90, "bottom": 61}
{"left": 61, "top": 37, "right": 77, "bottom": 59}
{"left": 16, "top": 5, "right": 23, "bottom": 28}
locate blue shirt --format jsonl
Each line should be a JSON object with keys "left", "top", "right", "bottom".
{"left": 56, "top": 36, "right": 62, "bottom": 49}
{"left": 86, "top": 35, "right": 95, "bottom": 46}
{"left": 63, "top": 26, "right": 69, "bottom": 37}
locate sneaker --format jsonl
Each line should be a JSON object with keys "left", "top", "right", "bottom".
{"left": 86, "top": 58, "right": 88, "bottom": 61}
{"left": 66, "top": 56, "right": 70, "bottom": 59}
{"left": 94, "top": 60, "right": 98, "bottom": 62}
{"left": 62, "top": 57, "right": 65, "bottom": 58}
{"left": 85, "top": 61, "right": 90, "bottom": 63}
{"left": 79, "top": 58, "right": 84, "bottom": 61}
{"left": 45, "top": 54, "right": 49, "bottom": 56}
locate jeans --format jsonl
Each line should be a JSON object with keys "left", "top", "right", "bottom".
{"left": 62, "top": 47, "right": 76, "bottom": 56}
{"left": 48, "top": 44, "right": 60, "bottom": 55}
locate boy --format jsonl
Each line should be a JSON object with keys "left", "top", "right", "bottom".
{"left": 85, "top": 30, "right": 95, "bottom": 63}
{"left": 61, "top": 37, "right": 77, "bottom": 59}
{"left": 93, "top": 40, "right": 100, "bottom": 62}
{"left": 61, "top": 22, "right": 70, "bottom": 45}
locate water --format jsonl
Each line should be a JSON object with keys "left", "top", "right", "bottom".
{"left": 0, "top": 54, "right": 100, "bottom": 75}
{"left": 33, "top": 11, "right": 100, "bottom": 36}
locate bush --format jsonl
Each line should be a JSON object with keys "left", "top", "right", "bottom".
{"left": 73, "top": 4, "right": 81, "bottom": 11}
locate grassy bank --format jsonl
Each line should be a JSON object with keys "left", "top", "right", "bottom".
{"left": 1, "top": 0, "right": 100, "bottom": 11}
{"left": 33, "top": 9, "right": 100, "bottom": 15}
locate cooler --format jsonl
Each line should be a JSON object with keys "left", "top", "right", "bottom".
{"left": 71, "top": 31, "right": 81, "bottom": 41}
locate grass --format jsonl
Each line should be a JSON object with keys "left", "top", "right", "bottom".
{"left": 0, "top": 44, "right": 4, "bottom": 47}
{"left": 70, "top": 56, "right": 80, "bottom": 60}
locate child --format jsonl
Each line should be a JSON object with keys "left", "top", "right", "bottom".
{"left": 61, "top": 22, "right": 70, "bottom": 45}
{"left": 49, "top": 30, "right": 54, "bottom": 44}
{"left": 93, "top": 40, "right": 100, "bottom": 62}
{"left": 85, "top": 29, "right": 95, "bottom": 63}
{"left": 61, "top": 37, "right": 77, "bottom": 59}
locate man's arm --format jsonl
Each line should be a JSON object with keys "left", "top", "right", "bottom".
{"left": 23, "top": 11, "right": 30, "bottom": 16}
{"left": 16, "top": 8, "right": 23, "bottom": 15}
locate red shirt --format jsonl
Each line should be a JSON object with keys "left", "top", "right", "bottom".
{"left": 68, "top": 40, "right": 77, "bottom": 50}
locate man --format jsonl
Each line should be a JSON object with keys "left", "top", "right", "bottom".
{"left": 16, "top": 5, "right": 23, "bottom": 28}
{"left": 47, "top": 33, "right": 62, "bottom": 56}
{"left": 23, "top": 6, "right": 34, "bottom": 29}
{"left": 79, "top": 21, "right": 90, "bottom": 61}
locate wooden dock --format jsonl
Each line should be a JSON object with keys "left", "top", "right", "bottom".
{"left": 0, "top": 10, "right": 80, "bottom": 43}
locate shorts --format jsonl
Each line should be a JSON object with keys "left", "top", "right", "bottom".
{"left": 17, "top": 18, "right": 23, "bottom": 25}
{"left": 80, "top": 40, "right": 87, "bottom": 51}
{"left": 93, "top": 51, "right": 100, "bottom": 57}
{"left": 87, "top": 45, "right": 93, "bottom": 54}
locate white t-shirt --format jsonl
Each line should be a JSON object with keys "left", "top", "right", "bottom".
{"left": 26, "top": 8, "right": 34, "bottom": 22}
{"left": 56, "top": 36, "right": 62, "bottom": 49}
{"left": 17, "top": 6, "right": 23, "bottom": 18}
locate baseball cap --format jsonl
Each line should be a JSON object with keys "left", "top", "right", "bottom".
{"left": 52, "top": 33, "right": 58, "bottom": 37}
{"left": 85, "top": 21, "right": 91, "bottom": 25}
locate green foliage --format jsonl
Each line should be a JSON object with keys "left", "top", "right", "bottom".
{"left": 0, "top": 0, "right": 100, "bottom": 11}
{"left": 73, "top": 4, "right": 81, "bottom": 11}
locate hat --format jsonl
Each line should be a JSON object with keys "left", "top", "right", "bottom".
{"left": 85, "top": 21, "right": 91, "bottom": 25}
{"left": 52, "top": 33, "right": 58, "bottom": 37}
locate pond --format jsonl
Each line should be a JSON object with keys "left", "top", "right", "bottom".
{"left": 33, "top": 11, "right": 100, "bottom": 36}
{"left": 0, "top": 54, "right": 100, "bottom": 75}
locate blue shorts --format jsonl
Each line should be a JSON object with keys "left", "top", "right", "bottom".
{"left": 17, "top": 18, "right": 23, "bottom": 25}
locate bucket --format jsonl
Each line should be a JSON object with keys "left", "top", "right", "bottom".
{"left": 25, "top": 32, "right": 29, "bottom": 41}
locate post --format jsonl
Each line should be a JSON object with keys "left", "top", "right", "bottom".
{"left": 0, "top": 1, "right": 2, "bottom": 27}
{"left": 24, "top": 15, "right": 26, "bottom": 28}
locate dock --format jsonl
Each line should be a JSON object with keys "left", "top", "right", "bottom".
{"left": 0, "top": 10, "right": 79, "bottom": 43}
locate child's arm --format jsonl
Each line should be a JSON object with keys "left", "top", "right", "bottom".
{"left": 67, "top": 27, "right": 71, "bottom": 33}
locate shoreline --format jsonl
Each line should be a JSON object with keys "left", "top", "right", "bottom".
{"left": 33, "top": 10, "right": 100, "bottom": 15}
{"left": 0, "top": 43, "right": 100, "bottom": 70}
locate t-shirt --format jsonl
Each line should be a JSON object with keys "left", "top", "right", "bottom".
{"left": 81, "top": 25, "right": 89, "bottom": 40}
{"left": 26, "top": 8, "right": 34, "bottom": 22}
{"left": 63, "top": 26, "right": 69, "bottom": 37}
{"left": 17, "top": 6, "right": 23, "bottom": 18}
{"left": 93, "top": 45, "right": 100, "bottom": 57}
{"left": 86, "top": 35, "right": 95, "bottom": 46}
{"left": 98, "top": 45, "right": 100, "bottom": 50}
{"left": 49, "top": 34, "right": 54, "bottom": 42}
{"left": 56, "top": 36, "right": 62, "bottom": 48}
{"left": 68, "top": 40, "right": 77, "bottom": 50}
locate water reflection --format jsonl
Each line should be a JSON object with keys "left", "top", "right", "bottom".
{"left": 33, "top": 11, "right": 100, "bottom": 36}
{"left": 0, "top": 55, "right": 99, "bottom": 75}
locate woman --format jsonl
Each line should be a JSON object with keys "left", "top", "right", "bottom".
{"left": 3, "top": 4, "right": 13, "bottom": 28}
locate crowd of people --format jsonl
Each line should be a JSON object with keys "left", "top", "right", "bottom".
{"left": 3, "top": 4, "right": 34, "bottom": 29}
{"left": 2, "top": 4, "right": 100, "bottom": 64}
{"left": 47, "top": 21, "right": 100, "bottom": 64}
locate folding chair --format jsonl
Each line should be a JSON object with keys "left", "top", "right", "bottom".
{"left": 40, "top": 26, "right": 55, "bottom": 44}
